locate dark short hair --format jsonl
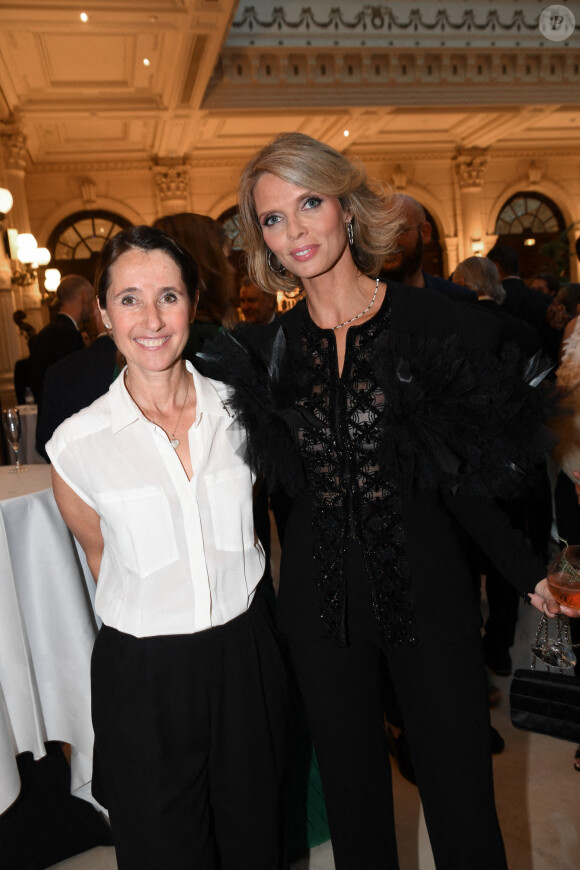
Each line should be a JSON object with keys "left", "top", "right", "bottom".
{"left": 556, "top": 283, "right": 580, "bottom": 316}
{"left": 531, "top": 271, "right": 559, "bottom": 296}
{"left": 487, "top": 245, "right": 519, "bottom": 277}
{"left": 95, "top": 225, "right": 199, "bottom": 308}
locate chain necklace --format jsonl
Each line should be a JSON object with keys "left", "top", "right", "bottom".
{"left": 125, "top": 372, "right": 190, "bottom": 449}
{"left": 332, "top": 278, "right": 380, "bottom": 330}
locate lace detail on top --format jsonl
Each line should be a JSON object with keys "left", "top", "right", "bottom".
{"left": 295, "top": 292, "right": 417, "bottom": 647}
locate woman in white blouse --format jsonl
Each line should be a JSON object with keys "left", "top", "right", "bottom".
{"left": 48, "top": 226, "right": 287, "bottom": 870}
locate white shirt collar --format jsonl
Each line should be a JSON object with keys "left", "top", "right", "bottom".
{"left": 58, "top": 311, "right": 79, "bottom": 329}
{"left": 109, "top": 359, "right": 232, "bottom": 436}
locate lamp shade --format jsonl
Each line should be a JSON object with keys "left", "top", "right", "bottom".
{"left": 35, "top": 247, "right": 51, "bottom": 266}
{"left": 44, "top": 268, "right": 61, "bottom": 291}
{"left": 16, "top": 233, "right": 38, "bottom": 263}
{"left": 0, "top": 188, "right": 13, "bottom": 216}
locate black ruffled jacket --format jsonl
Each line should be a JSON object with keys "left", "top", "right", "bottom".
{"left": 197, "top": 282, "right": 552, "bottom": 647}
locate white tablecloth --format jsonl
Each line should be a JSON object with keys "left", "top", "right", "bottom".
{"left": 0, "top": 465, "right": 98, "bottom": 815}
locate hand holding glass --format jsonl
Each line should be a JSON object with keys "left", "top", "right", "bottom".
{"left": 2, "top": 408, "right": 27, "bottom": 473}
{"left": 531, "top": 546, "right": 580, "bottom": 669}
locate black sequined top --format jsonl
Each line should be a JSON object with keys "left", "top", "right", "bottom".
{"left": 294, "top": 290, "right": 415, "bottom": 646}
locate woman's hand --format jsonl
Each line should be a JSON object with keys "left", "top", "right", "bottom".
{"left": 529, "top": 578, "right": 580, "bottom": 618}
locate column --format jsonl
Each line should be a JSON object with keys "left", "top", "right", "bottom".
{"left": 453, "top": 149, "right": 489, "bottom": 263}
{"left": 0, "top": 127, "right": 34, "bottom": 399}
{"left": 1, "top": 125, "right": 43, "bottom": 327}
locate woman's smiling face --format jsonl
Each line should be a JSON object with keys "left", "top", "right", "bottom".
{"left": 253, "top": 172, "right": 351, "bottom": 281}
{"left": 100, "top": 247, "right": 195, "bottom": 376}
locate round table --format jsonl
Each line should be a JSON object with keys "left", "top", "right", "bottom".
{"left": 0, "top": 465, "right": 98, "bottom": 814}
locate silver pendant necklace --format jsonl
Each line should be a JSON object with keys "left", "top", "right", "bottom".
{"left": 332, "top": 278, "right": 380, "bottom": 330}
{"left": 126, "top": 374, "right": 190, "bottom": 449}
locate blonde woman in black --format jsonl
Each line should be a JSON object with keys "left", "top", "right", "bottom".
{"left": 197, "top": 133, "right": 579, "bottom": 870}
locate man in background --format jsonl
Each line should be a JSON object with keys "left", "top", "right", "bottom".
{"left": 36, "top": 301, "right": 117, "bottom": 460}
{"left": 240, "top": 277, "right": 277, "bottom": 324}
{"left": 381, "top": 194, "right": 476, "bottom": 302}
{"left": 29, "top": 275, "right": 93, "bottom": 404}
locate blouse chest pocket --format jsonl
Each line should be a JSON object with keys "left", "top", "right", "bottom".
{"left": 205, "top": 466, "right": 254, "bottom": 552}
{"left": 97, "top": 486, "right": 179, "bottom": 578}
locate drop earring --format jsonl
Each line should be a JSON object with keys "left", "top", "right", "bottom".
{"left": 347, "top": 219, "right": 354, "bottom": 246}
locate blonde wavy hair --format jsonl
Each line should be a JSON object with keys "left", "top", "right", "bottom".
{"left": 238, "top": 132, "right": 404, "bottom": 295}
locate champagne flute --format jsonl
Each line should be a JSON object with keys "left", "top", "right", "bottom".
{"left": 2, "top": 408, "right": 27, "bottom": 473}
{"left": 530, "top": 544, "right": 580, "bottom": 669}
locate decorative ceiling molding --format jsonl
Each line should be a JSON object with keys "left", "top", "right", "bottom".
{"left": 28, "top": 160, "right": 153, "bottom": 174}
{"left": 204, "top": 47, "right": 580, "bottom": 109}
{"left": 229, "top": 2, "right": 574, "bottom": 48}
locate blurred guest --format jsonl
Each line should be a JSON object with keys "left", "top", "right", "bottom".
{"left": 453, "top": 255, "right": 542, "bottom": 677}
{"left": 530, "top": 271, "right": 559, "bottom": 297}
{"left": 486, "top": 246, "right": 551, "bottom": 334}
{"left": 13, "top": 310, "right": 38, "bottom": 403}
{"left": 547, "top": 283, "right": 580, "bottom": 357}
{"left": 240, "top": 277, "right": 277, "bottom": 324}
{"left": 13, "top": 309, "right": 37, "bottom": 346}
{"left": 153, "top": 213, "right": 238, "bottom": 357}
{"left": 453, "top": 256, "right": 540, "bottom": 355}
{"left": 381, "top": 194, "right": 476, "bottom": 302}
{"left": 29, "top": 275, "right": 93, "bottom": 404}
{"left": 36, "top": 301, "right": 118, "bottom": 460}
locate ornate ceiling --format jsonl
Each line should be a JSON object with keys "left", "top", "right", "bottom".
{"left": 0, "top": 0, "right": 578, "bottom": 170}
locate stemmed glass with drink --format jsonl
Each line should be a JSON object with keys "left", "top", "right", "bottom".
{"left": 531, "top": 544, "right": 580, "bottom": 669}
{"left": 2, "top": 407, "right": 27, "bottom": 474}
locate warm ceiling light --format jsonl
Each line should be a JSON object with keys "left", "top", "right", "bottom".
{"left": 143, "top": 58, "right": 151, "bottom": 67}
{"left": 343, "top": 130, "right": 350, "bottom": 137}
{"left": 80, "top": 12, "right": 89, "bottom": 23}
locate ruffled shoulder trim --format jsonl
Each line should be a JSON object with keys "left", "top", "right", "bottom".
{"left": 196, "top": 325, "right": 308, "bottom": 496}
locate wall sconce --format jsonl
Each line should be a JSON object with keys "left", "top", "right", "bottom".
{"left": 523, "top": 227, "right": 536, "bottom": 247}
{"left": 471, "top": 238, "right": 485, "bottom": 255}
{"left": 11, "top": 233, "right": 52, "bottom": 289}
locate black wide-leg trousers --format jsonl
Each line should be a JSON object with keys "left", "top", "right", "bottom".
{"left": 286, "top": 541, "right": 507, "bottom": 870}
{"left": 90, "top": 599, "right": 287, "bottom": 870}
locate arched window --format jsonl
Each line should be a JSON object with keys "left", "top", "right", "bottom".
{"left": 494, "top": 193, "right": 566, "bottom": 277}
{"left": 495, "top": 193, "right": 564, "bottom": 236}
{"left": 47, "top": 210, "right": 132, "bottom": 283}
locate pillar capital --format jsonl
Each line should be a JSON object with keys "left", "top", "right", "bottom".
{"left": 153, "top": 162, "right": 190, "bottom": 215}
{"left": 454, "top": 150, "right": 488, "bottom": 192}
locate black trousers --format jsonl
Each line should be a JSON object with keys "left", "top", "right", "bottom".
{"left": 286, "top": 541, "right": 507, "bottom": 870}
{"left": 90, "top": 600, "right": 287, "bottom": 870}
